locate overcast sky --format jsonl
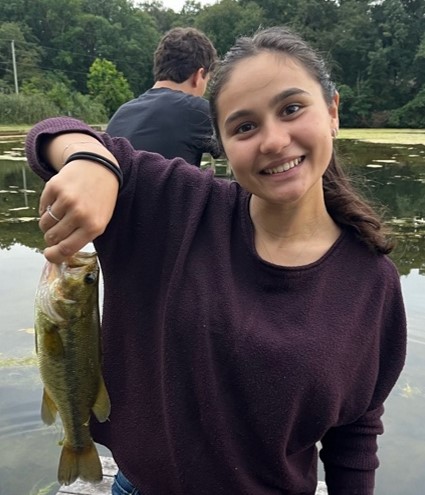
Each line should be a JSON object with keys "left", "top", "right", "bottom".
{"left": 158, "top": 0, "right": 214, "bottom": 12}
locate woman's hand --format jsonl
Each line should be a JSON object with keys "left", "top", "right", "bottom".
{"left": 38, "top": 159, "right": 120, "bottom": 263}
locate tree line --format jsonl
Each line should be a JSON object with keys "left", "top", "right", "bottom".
{"left": 0, "top": 0, "right": 424, "bottom": 127}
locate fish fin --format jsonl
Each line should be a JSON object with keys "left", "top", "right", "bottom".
{"left": 41, "top": 388, "right": 58, "bottom": 425}
{"left": 58, "top": 441, "right": 102, "bottom": 485}
{"left": 91, "top": 374, "right": 111, "bottom": 423}
{"left": 78, "top": 441, "right": 103, "bottom": 483}
{"left": 58, "top": 444, "right": 79, "bottom": 485}
{"left": 44, "top": 325, "right": 65, "bottom": 358}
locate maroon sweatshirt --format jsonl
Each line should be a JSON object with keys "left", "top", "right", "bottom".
{"left": 26, "top": 118, "right": 406, "bottom": 495}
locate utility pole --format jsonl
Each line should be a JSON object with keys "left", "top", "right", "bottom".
{"left": 11, "top": 40, "right": 19, "bottom": 94}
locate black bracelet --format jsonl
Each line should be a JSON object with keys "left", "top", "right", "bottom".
{"left": 64, "top": 151, "right": 123, "bottom": 189}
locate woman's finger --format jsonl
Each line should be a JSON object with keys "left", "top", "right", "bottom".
{"left": 42, "top": 227, "right": 96, "bottom": 264}
{"left": 39, "top": 204, "right": 65, "bottom": 233}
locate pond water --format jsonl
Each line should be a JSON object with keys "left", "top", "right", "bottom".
{"left": 0, "top": 136, "right": 424, "bottom": 495}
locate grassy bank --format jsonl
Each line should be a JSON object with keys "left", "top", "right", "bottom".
{"left": 338, "top": 128, "right": 425, "bottom": 145}
{"left": 1, "top": 126, "right": 424, "bottom": 145}
{"left": 0, "top": 125, "right": 31, "bottom": 135}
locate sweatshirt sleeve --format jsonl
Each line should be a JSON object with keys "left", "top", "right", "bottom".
{"left": 320, "top": 261, "right": 407, "bottom": 495}
{"left": 25, "top": 117, "right": 105, "bottom": 181}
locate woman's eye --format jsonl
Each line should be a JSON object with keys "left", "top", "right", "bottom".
{"left": 282, "top": 104, "right": 301, "bottom": 116}
{"left": 235, "top": 122, "right": 255, "bottom": 134}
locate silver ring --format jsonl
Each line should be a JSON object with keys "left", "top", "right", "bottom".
{"left": 46, "top": 205, "right": 61, "bottom": 222}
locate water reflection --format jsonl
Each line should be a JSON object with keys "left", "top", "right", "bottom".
{"left": 0, "top": 138, "right": 424, "bottom": 495}
{"left": 335, "top": 140, "right": 425, "bottom": 276}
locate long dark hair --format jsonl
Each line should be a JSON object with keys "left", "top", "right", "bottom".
{"left": 209, "top": 27, "right": 393, "bottom": 254}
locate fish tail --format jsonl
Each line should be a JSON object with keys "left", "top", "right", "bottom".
{"left": 58, "top": 440, "right": 102, "bottom": 485}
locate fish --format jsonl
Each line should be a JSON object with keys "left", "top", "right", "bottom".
{"left": 34, "top": 251, "right": 111, "bottom": 486}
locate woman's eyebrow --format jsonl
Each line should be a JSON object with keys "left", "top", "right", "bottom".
{"left": 224, "top": 109, "right": 253, "bottom": 128}
{"left": 224, "top": 88, "right": 310, "bottom": 129}
{"left": 270, "top": 87, "right": 309, "bottom": 106}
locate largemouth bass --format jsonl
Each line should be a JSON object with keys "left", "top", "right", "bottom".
{"left": 34, "top": 251, "right": 110, "bottom": 485}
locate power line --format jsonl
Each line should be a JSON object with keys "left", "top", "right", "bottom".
{"left": 0, "top": 36, "right": 154, "bottom": 66}
{"left": 0, "top": 37, "right": 99, "bottom": 62}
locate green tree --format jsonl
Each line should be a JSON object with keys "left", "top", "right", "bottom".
{"left": 327, "top": 0, "right": 376, "bottom": 88}
{"left": 239, "top": 0, "right": 298, "bottom": 26}
{"left": 338, "top": 82, "right": 373, "bottom": 128}
{"left": 81, "top": 0, "right": 160, "bottom": 94}
{"left": 87, "top": 58, "right": 134, "bottom": 117}
{"left": 369, "top": 0, "right": 415, "bottom": 108}
{"left": 100, "top": 9, "right": 160, "bottom": 94}
{"left": 139, "top": 1, "right": 179, "bottom": 32}
{"left": 388, "top": 85, "right": 425, "bottom": 128}
{"left": 413, "top": 35, "right": 425, "bottom": 88}
{"left": 2, "top": 0, "right": 425, "bottom": 128}
{"left": 195, "top": 0, "right": 264, "bottom": 56}
{"left": 1, "top": 0, "right": 160, "bottom": 96}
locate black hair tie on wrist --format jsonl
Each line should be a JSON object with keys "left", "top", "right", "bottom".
{"left": 64, "top": 151, "right": 123, "bottom": 189}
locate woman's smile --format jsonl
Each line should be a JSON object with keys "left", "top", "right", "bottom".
{"left": 261, "top": 156, "right": 304, "bottom": 175}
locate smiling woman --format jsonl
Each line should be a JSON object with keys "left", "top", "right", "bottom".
{"left": 214, "top": 51, "right": 340, "bottom": 265}
{"left": 24, "top": 26, "right": 406, "bottom": 495}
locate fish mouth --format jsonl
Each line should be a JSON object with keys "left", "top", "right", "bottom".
{"left": 261, "top": 156, "right": 304, "bottom": 175}
{"left": 66, "top": 251, "right": 98, "bottom": 268}
{"left": 37, "top": 279, "right": 69, "bottom": 323}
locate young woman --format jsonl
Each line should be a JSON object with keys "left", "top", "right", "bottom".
{"left": 26, "top": 26, "right": 406, "bottom": 495}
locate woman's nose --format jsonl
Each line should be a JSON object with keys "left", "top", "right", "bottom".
{"left": 259, "top": 120, "right": 290, "bottom": 154}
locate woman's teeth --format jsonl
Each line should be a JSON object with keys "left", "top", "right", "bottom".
{"left": 264, "top": 157, "right": 303, "bottom": 175}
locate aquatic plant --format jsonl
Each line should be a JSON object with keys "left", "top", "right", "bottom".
{"left": 29, "top": 480, "right": 56, "bottom": 495}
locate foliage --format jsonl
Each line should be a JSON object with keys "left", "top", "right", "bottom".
{"left": 195, "top": 0, "right": 264, "bottom": 56}
{"left": 0, "top": 22, "right": 42, "bottom": 92}
{"left": 0, "top": 90, "right": 107, "bottom": 125}
{"left": 0, "top": 93, "right": 60, "bottom": 124}
{"left": 0, "top": 0, "right": 425, "bottom": 126}
{"left": 388, "top": 85, "right": 425, "bottom": 128}
{"left": 21, "top": 72, "right": 108, "bottom": 122}
{"left": 87, "top": 58, "right": 134, "bottom": 117}
{"left": 337, "top": 83, "right": 373, "bottom": 128}
{"left": 140, "top": 1, "right": 179, "bottom": 31}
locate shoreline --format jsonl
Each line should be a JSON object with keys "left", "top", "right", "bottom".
{"left": 1, "top": 127, "right": 424, "bottom": 146}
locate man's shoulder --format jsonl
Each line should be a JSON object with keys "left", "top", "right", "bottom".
{"left": 149, "top": 88, "right": 208, "bottom": 107}
{"left": 126, "top": 88, "right": 210, "bottom": 113}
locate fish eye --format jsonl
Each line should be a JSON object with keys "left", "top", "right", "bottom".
{"left": 84, "top": 272, "right": 97, "bottom": 285}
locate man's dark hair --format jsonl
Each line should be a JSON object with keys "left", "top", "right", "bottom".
{"left": 153, "top": 27, "right": 217, "bottom": 83}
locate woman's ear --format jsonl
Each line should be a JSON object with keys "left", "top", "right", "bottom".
{"left": 329, "top": 91, "right": 340, "bottom": 133}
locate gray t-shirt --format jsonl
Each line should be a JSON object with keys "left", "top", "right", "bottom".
{"left": 106, "top": 87, "right": 219, "bottom": 166}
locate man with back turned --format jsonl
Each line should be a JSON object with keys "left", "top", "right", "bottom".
{"left": 107, "top": 27, "right": 220, "bottom": 167}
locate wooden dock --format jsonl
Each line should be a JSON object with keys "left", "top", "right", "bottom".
{"left": 57, "top": 457, "right": 116, "bottom": 494}
{"left": 57, "top": 456, "right": 328, "bottom": 494}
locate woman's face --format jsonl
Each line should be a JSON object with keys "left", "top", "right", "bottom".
{"left": 216, "top": 52, "right": 339, "bottom": 208}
